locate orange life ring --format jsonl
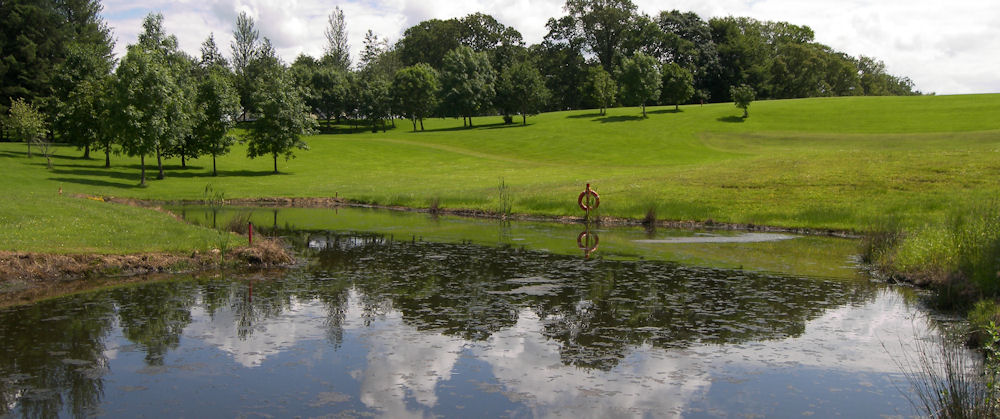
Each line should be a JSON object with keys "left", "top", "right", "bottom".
{"left": 578, "top": 189, "right": 600, "bottom": 211}
{"left": 577, "top": 231, "right": 599, "bottom": 250}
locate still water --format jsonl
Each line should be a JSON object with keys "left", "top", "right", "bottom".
{"left": 0, "top": 207, "right": 956, "bottom": 417}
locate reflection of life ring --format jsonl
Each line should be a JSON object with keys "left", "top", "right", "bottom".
{"left": 577, "top": 231, "right": 599, "bottom": 250}
{"left": 578, "top": 188, "right": 600, "bottom": 211}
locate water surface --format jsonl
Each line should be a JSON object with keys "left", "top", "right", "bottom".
{"left": 0, "top": 208, "right": 955, "bottom": 417}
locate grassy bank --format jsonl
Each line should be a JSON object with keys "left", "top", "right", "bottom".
{"left": 2, "top": 94, "right": 999, "bottom": 254}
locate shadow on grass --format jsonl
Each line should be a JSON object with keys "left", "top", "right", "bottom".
{"left": 214, "top": 169, "right": 285, "bottom": 177}
{"left": 49, "top": 165, "right": 279, "bottom": 183}
{"left": 486, "top": 123, "right": 531, "bottom": 130}
{"left": 565, "top": 112, "right": 604, "bottom": 119}
{"left": 598, "top": 115, "right": 645, "bottom": 123}
{"left": 317, "top": 125, "right": 396, "bottom": 134}
{"left": 649, "top": 108, "right": 682, "bottom": 115}
{"left": 49, "top": 176, "right": 141, "bottom": 189}
{"left": 420, "top": 121, "right": 509, "bottom": 133}
{"left": 717, "top": 115, "right": 746, "bottom": 123}
{"left": 49, "top": 167, "right": 142, "bottom": 182}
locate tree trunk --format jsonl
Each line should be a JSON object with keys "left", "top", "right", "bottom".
{"left": 419, "top": 118, "right": 424, "bottom": 131}
{"left": 212, "top": 154, "right": 218, "bottom": 176}
{"left": 743, "top": 108, "right": 748, "bottom": 118}
{"left": 156, "top": 146, "right": 165, "bottom": 180}
{"left": 522, "top": 113, "right": 526, "bottom": 126}
{"left": 140, "top": 154, "right": 146, "bottom": 186}
{"left": 104, "top": 148, "right": 110, "bottom": 168}
{"left": 675, "top": 103, "right": 679, "bottom": 111}
{"left": 273, "top": 153, "right": 278, "bottom": 174}
{"left": 468, "top": 115, "right": 473, "bottom": 128}
{"left": 411, "top": 117, "right": 417, "bottom": 132}
{"left": 642, "top": 104, "right": 647, "bottom": 118}
{"left": 83, "top": 144, "right": 90, "bottom": 159}
{"left": 181, "top": 152, "right": 186, "bottom": 168}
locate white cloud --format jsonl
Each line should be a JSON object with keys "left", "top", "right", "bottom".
{"left": 185, "top": 298, "right": 330, "bottom": 367}
{"left": 102, "top": 0, "right": 1000, "bottom": 94}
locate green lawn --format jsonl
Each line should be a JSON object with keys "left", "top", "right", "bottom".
{"left": 2, "top": 93, "right": 999, "bottom": 253}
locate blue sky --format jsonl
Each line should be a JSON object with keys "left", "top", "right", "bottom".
{"left": 99, "top": 0, "right": 1000, "bottom": 95}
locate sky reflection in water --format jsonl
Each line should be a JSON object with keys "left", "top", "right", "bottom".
{"left": 0, "top": 230, "right": 947, "bottom": 417}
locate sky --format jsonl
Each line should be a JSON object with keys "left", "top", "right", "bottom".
{"left": 99, "top": 0, "right": 1000, "bottom": 95}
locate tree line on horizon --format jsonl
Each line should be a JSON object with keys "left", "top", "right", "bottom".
{"left": 0, "top": 0, "right": 919, "bottom": 184}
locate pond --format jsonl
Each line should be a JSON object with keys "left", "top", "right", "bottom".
{"left": 0, "top": 206, "right": 962, "bottom": 417}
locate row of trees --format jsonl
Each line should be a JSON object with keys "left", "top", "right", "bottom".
{"left": 282, "top": 0, "right": 919, "bottom": 128}
{"left": 1, "top": 0, "right": 921, "bottom": 183}
{"left": 3, "top": 1, "right": 317, "bottom": 184}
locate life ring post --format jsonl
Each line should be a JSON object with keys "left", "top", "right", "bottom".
{"left": 577, "top": 184, "right": 600, "bottom": 222}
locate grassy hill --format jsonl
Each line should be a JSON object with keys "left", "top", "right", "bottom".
{"left": 3, "top": 93, "right": 1000, "bottom": 253}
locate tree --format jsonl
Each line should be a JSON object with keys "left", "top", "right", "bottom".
{"left": 136, "top": 13, "right": 193, "bottom": 178}
{"left": 584, "top": 66, "right": 617, "bottom": 114}
{"left": 91, "top": 76, "right": 118, "bottom": 168}
{"left": 730, "top": 84, "right": 755, "bottom": 118}
{"left": 7, "top": 98, "right": 47, "bottom": 159}
{"left": 193, "top": 65, "right": 240, "bottom": 176}
{"left": 657, "top": 10, "right": 719, "bottom": 101}
{"left": 560, "top": 0, "right": 640, "bottom": 72}
{"left": 359, "top": 29, "right": 386, "bottom": 71}
{"left": 620, "top": 53, "right": 661, "bottom": 117}
{"left": 0, "top": 0, "right": 112, "bottom": 122}
{"left": 244, "top": 59, "right": 316, "bottom": 173}
{"left": 458, "top": 13, "right": 525, "bottom": 75}
{"left": 533, "top": 35, "right": 587, "bottom": 111}
{"left": 496, "top": 61, "right": 549, "bottom": 125}
{"left": 660, "top": 62, "right": 694, "bottom": 110}
{"left": 397, "top": 19, "right": 464, "bottom": 69}
{"left": 199, "top": 33, "right": 228, "bottom": 68}
{"left": 114, "top": 14, "right": 190, "bottom": 186}
{"left": 323, "top": 6, "right": 351, "bottom": 71}
{"left": 392, "top": 64, "right": 440, "bottom": 131}
{"left": 165, "top": 52, "right": 201, "bottom": 168}
{"left": 230, "top": 11, "right": 260, "bottom": 119}
{"left": 53, "top": 41, "right": 115, "bottom": 159}
{"left": 359, "top": 74, "right": 392, "bottom": 133}
{"left": 440, "top": 46, "right": 495, "bottom": 127}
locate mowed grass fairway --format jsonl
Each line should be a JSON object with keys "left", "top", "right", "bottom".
{"left": 2, "top": 94, "right": 999, "bottom": 253}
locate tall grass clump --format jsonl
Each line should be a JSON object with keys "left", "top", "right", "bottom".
{"left": 225, "top": 212, "right": 253, "bottom": 235}
{"left": 890, "top": 204, "right": 1000, "bottom": 299}
{"left": 859, "top": 215, "right": 903, "bottom": 265}
{"left": 897, "top": 334, "right": 998, "bottom": 418}
{"left": 497, "top": 177, "right": 512, "bottom": 220}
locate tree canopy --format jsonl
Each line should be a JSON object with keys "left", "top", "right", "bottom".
{"left": 620, "top": 53, "right": 662, "bottom": 117}
{"left": 660, "top": 62, "right": 694, "bottom": 110}
{"left": 440, "top": 46, "right": 496, "bottom": 127}
{"left": 730, "top": 84, "right": 755, "bottom": 118}
{"left": 496, "top": 61, "right": 550, "bottom": 125}
{"left": 244, "top": 54, "right": 316, "bottom": 173}
{"left": 392, "top": 63, "right": 440, "bottom": 131}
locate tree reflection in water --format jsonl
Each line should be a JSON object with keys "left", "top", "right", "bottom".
{"left": 303, "top": 231, "right": 878, "bottom": 369}
{"left": 0, "top": 231, "right": 880, "bottom": 416}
